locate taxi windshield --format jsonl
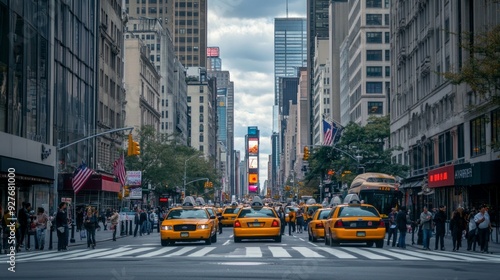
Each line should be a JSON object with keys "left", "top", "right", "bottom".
{"left": 205, "top": 208, "right": 214, "bottom": 215}
{"left": 307, "top": 206, "right": 321, "bottom": 213}
{"left": 318, "top": 209, "right": 332, "bottom": 219}
{"left": 285, "top": 207, "right": 298, "bottom": 213}
{"left": 238, "top": 208, "right": 276, "bottom": 218}
{"left": 167, "top": 209, "right": 209, "bottom": 219}
{"left": 338, "top": 206, "right": 379, "bottom": 217}
{"left": 223, "top": 208, "right": 241, "bottom": 214}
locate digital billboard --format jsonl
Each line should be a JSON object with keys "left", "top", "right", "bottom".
{"left": 207, "top": 47, "right": 220, "bottom": 57}
{"left": 248, "top": 173, "right": 258, "bottom": 184}
{"left": 248, "top": 156, "right": 258, "bottom": 169}
{"left": 248, "top": 138, "right": 258, "bottom": 155}
{"left": 248, "top": 185, "right": 258, "bottom": 193}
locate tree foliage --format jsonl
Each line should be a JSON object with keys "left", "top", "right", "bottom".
{"left": 305, "top": 116, "right": 408, "bottom": 189}
{"left": 443, "top": 23, "right": 500, "bottom": 107}
{"left": 125, "top": 126, "right": 220, "bottom": 198}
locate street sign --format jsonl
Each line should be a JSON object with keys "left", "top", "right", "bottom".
{"left": 61, "top": 197, "right": 72, "bottom": 203}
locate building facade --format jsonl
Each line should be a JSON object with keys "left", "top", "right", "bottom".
{"left": 124, "top": 0, "right": 207, "bottom": 68}
{"left": 312, "top": 38, "right": 331, "bottom": 145}
{"left": 390, "top": 0, "right": 500, "bottom": 215}
{"left": 123, "top": 38, "right": 161, "bottom": 132}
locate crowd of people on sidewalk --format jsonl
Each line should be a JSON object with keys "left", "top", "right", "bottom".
{"left": 386, "top": 204, "right": 494, "bottom": 254}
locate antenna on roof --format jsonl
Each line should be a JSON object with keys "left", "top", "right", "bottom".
{"left": 286, "top": 0, "right": 288, "bottom": 18}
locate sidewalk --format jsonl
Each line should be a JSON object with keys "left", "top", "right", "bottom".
{"left": 395, "top": 229, "right": 500, "bottom": 254}
{"left": 19, "top": 220, "right": 146, "bottom": 251}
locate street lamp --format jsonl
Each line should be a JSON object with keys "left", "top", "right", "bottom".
{"left": 183, "top": 154, "right": 202, "bottom": 195}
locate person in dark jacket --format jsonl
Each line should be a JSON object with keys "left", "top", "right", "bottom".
{"left": 83, "top": 208, "right": 99, "bottom": 249}
{"left": 133, "top": 210, "right": 141, "bottom": 237}
{"left": 450, "top": 207, "right": 466, "bottom": 251}
{"left": 433, "top": 205, "right": 447, "bottom": 250}
{"left": 140, "top": 210, "right": 148, "bottom": 235}
{"left": 396, "top": 206, "right": 408, "bottom": 249}
{"left": 55, "top": 202, "right": 69, "bottom": 251}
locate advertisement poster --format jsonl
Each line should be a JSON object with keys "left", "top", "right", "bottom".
{"left": 248, "top": 156, "right": 258, "bottom": 169}
{"left": 248, "top": 138, "right": 258, "bottom": 155}
{"left": 248, "top": 185, "right": 258, "bottom": 193}
{"left": 129, "top": 186, "right": 142, "bottom": 199}
{"left": 248, "top": 173, "right": 258, "bottom": 184}
{"left": 126, "top": 171, "right": 142, "bottom": 186}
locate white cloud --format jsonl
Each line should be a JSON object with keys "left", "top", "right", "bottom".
{"left": 208, "top": 0, "right": 306, "bottom": 186}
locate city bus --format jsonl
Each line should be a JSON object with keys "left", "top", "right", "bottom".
{"left": 347, "top": 172, "right": 402, "bottom": 225}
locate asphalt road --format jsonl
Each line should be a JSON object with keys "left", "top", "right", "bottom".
{"left": 1, "top": 228, "right": 499, "bottom": 280}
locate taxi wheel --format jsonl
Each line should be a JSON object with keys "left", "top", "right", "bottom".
{"left": 161, "top": 239, "right": 169, "bottom": 247}
{"left": 234, "top": 237, "right": 241, "bottom": 243}
{"left": 308, "top": 232, "right": 312, "bottom": 241}
{"left": 211, "top": 232, "right": 217, "bottom": 243}
{"left": 330, "top": 236, "right": 339, "bottom": 247}
{"left": 275, "top": 235, "right": 282, "bottom": 243}
{"left": 324, "top": 230, "right": 330, "bottom": 246}
{"left": 311, "top": 234, "right": 318, "bottom": 243}
{"left": 366, "top": 241, "right": 374, "bottom": 247}
{"left": 375, "top": 240, "right": 384, "bottom": 248}
{"left": 205, "top": 237, "right": 212, "bottom": 245}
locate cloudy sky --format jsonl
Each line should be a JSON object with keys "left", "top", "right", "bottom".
{"left": 207, "top": 0, "right": 306, "bottom": 187}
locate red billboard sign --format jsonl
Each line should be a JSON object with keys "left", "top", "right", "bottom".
{"left": 428, "top": 165, "right": 455, "bottom": 187}
{"left": 207, "top": 47, "right": 220, "bottom": 57}
{"left": 248, "top": 185, "right": 258, "bottom": 193}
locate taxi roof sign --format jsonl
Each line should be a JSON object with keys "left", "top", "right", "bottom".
{"left": 182, "top": 196, "right": 197, "bottom": 207}
{"left": 330, "top": 196, "right": 342, "bottom": 207}
{"left": 195, "top": 197, "right": 206, "bottom": 206}
{"left": 306, "top": 198, "right": 317, "bottom": 205}
{"left": 250, "top": 196, "right": 264, "bottom": 209}
{"left": 343, "top": 194, "right": 361, "bottom": 205}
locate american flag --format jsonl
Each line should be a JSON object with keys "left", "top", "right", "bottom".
{"left": 73, "top": 162, "right": 93, "bottom": 194}
{"left": 323, "top": 120, "right": 333, "bottom": 146}
{"left": 113, "top": 155, "right": 126, "bottom": 186}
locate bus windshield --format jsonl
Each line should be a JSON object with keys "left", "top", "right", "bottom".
{"left": 358, "top": 190, "right": 400, "bottom": 216}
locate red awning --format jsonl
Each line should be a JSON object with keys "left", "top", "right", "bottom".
{"left": 62, "top": 173, "right": 121, "bottom": 193}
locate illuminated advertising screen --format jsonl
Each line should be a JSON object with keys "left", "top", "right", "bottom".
{"left": 248, "top": 185, "right": 258, "bottom": 193}
{"left": 207, "top": 47, "right": 220, "bottom": 57}
{"left": 248, "top": 156, "right": 258, "bottom": 169}
{"left": 248, "top": 138, "right": 258, "bottom": 155}
{"left": 248, "top": 173, "right": 258, "bottom": 184}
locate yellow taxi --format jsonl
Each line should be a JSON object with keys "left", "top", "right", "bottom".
{"left": 307, "top": 208, "right": 332, "bottom": 242}
{"left": 233, "top": 196, "right": 281, "bottom": 243}
{"left": 203, "top": 206, "right": 220, "bottom": 234}
{"left": 323, "top": 194, "right": 386, "bottom": 248}
{"left": 160, "top": 196, "right": 217, "bottom": 246}
{"left": 303, "top": 203, "right": 323, "bottom": 222}
{"left": 221, "top": 203, "right": 242, "bottom": 226}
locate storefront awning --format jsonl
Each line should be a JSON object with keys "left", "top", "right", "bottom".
{"left": 61, "top": 173, "right": 121, "bottom": 193}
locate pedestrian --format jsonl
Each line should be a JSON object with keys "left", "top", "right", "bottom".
{"left": 474, "top": 204, "right": 491, "bottom": 253}
{"left": 420, "top": 206, "right": 433, "bottom": 250}
{"left": 296, "top": 209, "right": 304, "bottom": 234}
{"left": 433, "top": 205, "right": 447, "bottom": 250}
{"left": 140, "top": 210, "right": 148, "bottom": 235}
{"left": 34, "top": 207, "right": 48, "bottom": 250}
{"left": 17, "top": 202, "right": 31, "bottom": 250}
{"left": 76, "top": 208, "right": 84, "bottom": 232}
{"left": 278, "top": 207, "right": 285, "bottom": 236}
{"left": 288, "top": 208, "right": 296, "bottom": 236}
{"left": 466, "top": 210, "right": 478, "bottom": 251}
{"left": 387, "top": 208, "right": 398, "bottom": 247}
{"left": 133, "top": 209, "right": 141, "bottom": 237}
{"left": 109, "top": 209, "right": 120, "bottom": 241}
{"left": 450, "top": 207, "right": 466, "bottom": 251}
{"left": 396, "top": 206, "right": 408, "bottom": 249}
{"left": 56, "top": 202, "right": 69, "bottom": 252}
{"left": 83, "top": 208, "right": 98, "bottom": 249}
{"left": 216, "top": 209, "right": 223, "bottom": 234}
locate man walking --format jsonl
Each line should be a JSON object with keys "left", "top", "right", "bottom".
{"left": 387, "top": 208, "right": 398, "bottom": 247}
{"left": 56, "top": 202, "right": 69, "bottom": 251}
{"left": 396, "top": 206, "right": 408, "bottom": 249}
{"left": 433, "top": 205, "right": 446, "bottom": 250}
{"left": 474, "top": 204, "right": 491, "bottom": 253}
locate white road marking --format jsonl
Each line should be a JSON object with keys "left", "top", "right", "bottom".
{"left": 347, "top": 248, "right": 390, "bottom": 260}
{"left": 139, "top": 247, "right": 176, "bottom": 257}
{"left": 101, "top": 247, "right": 154, "bottom": 258}
{"left": 292, "top": 247, "right": 324, "bottom": 258}
{"left": 365, "top": 248, "right": 422, "bottom": 260}
{"left": 245, "top": 247, "right": 263, "bottom": 257}
{"left": 68, "top": 247, "right": 129, "bottom": 259}
{"left": 389, "top": 249, "right": 459, "bottom": 261}
{"left": 223, "top": 240, "right": 230, "bottom": 246}
{"left": 188, "top": 247, "right": 216, "bottom": 257}
{"left": 317, "top": 247, "right": 357, "bottom": 259}
{"left": 164, "top": 246, "right": 196, "bottom": 257}
{"left": 268, "top": 246, "right": 292, "bottom": 258}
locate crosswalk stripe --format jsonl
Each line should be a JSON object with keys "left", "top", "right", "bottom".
{"left": 427, "top": 250, "right": 493, "bottom": 262}
{"left": 292, "top": 247, "right": 324, "bottom": 258}
{"left": 268, "top": 246, "right": 292, "bottom": 258}
{"left": 389, "top": 249, "right": 458, "bottom": 261}
{"left": 246, "top": 247, "right": 262, "bottom": 257}
{"left": 164, "top": 246, "right": 196, "bottom": 257}
{"left": 50, "top": 249, "right": 109, "bottom": 261}
{"left": 188, "top": 247, "right": 216, "bottom": 257}
{"left": 16, "top": 249, "right": 88, "bottom": 262}
{"left": 317, "top": 247, "right": 357, "bottom": 258}
{"left": 139, "top": 247, "right": 177, "bottom": 257}
{"left": 68, "top": 247, "right": 129, "bottom": 259}
{"left": 101, "top": 247, "right": 154, "bottom": 258}
{"left": 347, "top": 248, "right": 391, "bottom": 260}
{"left": 365, "top": 248, "right": 423, "bottom": 260}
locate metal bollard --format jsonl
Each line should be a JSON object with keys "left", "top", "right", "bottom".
{"left": 121, "top": 221, "right": 125, "bottom": 236}
{"left": 48, "top": 226, "right": 53, "bottom": 250}
{"left": 129, "top": 220, "right": 133, "bottom": 236}
{"left": 125, "top": 220, "right": 128, "bottom": 236}
{"left": 70, "top": 223, "right": 75, "bottom": 243}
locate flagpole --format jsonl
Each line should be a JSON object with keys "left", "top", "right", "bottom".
{"left": 70, "top": 189, "right": 76, "bottom": 243}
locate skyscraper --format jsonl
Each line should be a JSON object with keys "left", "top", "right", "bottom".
{"left": 125, "top": 0, "right": 208, "bottom": 68}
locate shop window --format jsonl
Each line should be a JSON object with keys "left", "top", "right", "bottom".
{"left": 470, "top": 116, "right": 486, "bottom": 156}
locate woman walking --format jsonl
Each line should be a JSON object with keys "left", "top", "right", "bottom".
{"left": 84, "top": 208, "right": 99, "bottom": 249}
{"left": 450, "top": 207, "right": 466, "bottom": 251}
{"left": 34, "top": 207, "right": 48, "bottom": 250}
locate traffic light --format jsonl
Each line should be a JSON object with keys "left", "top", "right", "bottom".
{"left": 303, "top": 146, "right": 310, "bottom": 160}
{"left": 127, "top": 134, "right": 141, "bottom": 156}
{"left": 123, "top": 186, "right": 130, "bottom": 197}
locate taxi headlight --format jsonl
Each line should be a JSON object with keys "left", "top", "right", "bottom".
{"left": 161, "top": 225, "right": 173, "bottom": 230}
{"left": 197, "top": 224, "right": 209, "bottom": 229}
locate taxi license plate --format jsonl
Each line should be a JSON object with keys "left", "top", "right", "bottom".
{"left": 356, "top": 231, "right": 366, "bottom": 237}
{"left": 180, "top": 232, "right": 189, "bottom": 238}
{"left": 350, "top": 223, "right": 356, "bottom": 227}
{"left": 252, "top": 222, "right": 261, "bottom": 227}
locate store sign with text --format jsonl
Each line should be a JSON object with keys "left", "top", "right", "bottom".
{"left": 428, "top": 165, "right": 454, "bottom": 188}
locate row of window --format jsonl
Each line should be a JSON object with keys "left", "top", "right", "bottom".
{"left": 366, "top": 66, "right": 390, "bottom": 77}
{"left": 366, "top": 0, "right": 390, "bottom": 8}
{"left": 175, "top": 37, "right": 199, "bottom": 43}
{"left": 366, "top": 49, "right": 390, "bottom": 61}
{"left": 367, "top": 32, "right": 390, "bottom": 44}
{"left": 366, "top": 14, "right": 390, "bottom": 26}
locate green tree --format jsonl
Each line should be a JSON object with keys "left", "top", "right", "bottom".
{"left": 305, "top": 116, "right": 408, "bottom": 188}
